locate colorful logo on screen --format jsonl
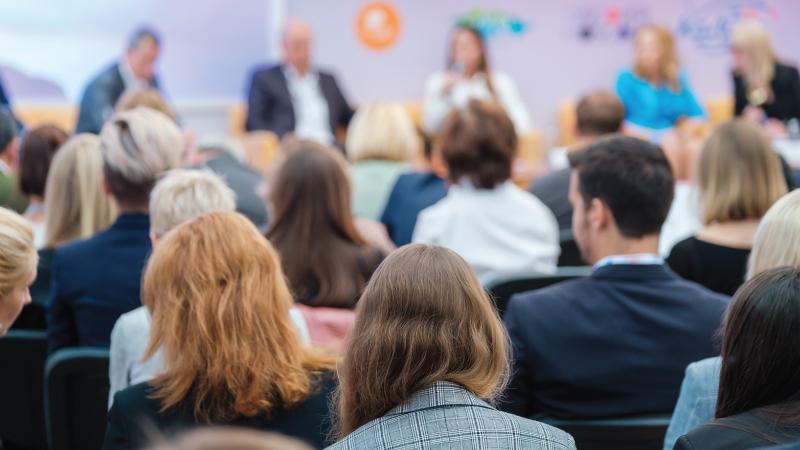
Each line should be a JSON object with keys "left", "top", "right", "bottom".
{"left": 455, "top": 9, "right": 528, "bottom": 37}
{"left": 356, "top": 2, "right": 402, "bottom": 51}
{"left": 678, "top": 0, "right": 778, "bottom": 51}
{"left": 574, "top": 5, "right": 651, "bottom": 41}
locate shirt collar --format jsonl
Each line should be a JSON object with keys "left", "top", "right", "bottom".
{"left": 385, "top": 381, "right": 492, "bottom": 416}
{"left": 119, "top": 59, "right": 148, "bottom": 89}
{"left": 594, "top": 253, "right": 664, "bottom": 270}
{"left": 282, "top": 64, "right": 317, "bottom": 82}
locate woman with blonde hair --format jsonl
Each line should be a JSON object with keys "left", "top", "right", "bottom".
{"left": 731, "top": 20, "right": 800, "bottom": 131}
{"left": 667, "top": 120, "right": 787, "bottom": 295}
{"left": 330, "top": 244, "right": 575, "bottom": 449}
{"left": 616, "top": 24, "right": 705, "bottom": 134}
{"left": 0, "top": 207, "right": 37, "bottom": 335}
{"left": 346, "top": 103, "right": 416, "bottom": 221}
{"left": 103, "top": 212, "right": 336, "bottom": 450}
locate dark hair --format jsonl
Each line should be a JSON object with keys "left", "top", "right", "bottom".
{"left": 18, "top": 125, "right": 68, "bottom": 197}
{"left": 568, "top": 135, "right": 674, "bottom": 238}
{"left": 0, "top": 111, "right": 17, "bottom": 154}
{"left": 266, "top": 140, "right": 382, "bottom": 308}
{"left": 128, "top": 26, "right": 160, "bottom": 49}
{"left": 717, "top": 267, "right": 800, "bottom": 420}
{"left": 576, "top": 91, "right": 625, "bottom": 136}
{"left": 447, "top": 26, "right": 494, "bottom": 95}
{"left": 438, "top": 99, "right": 516, "bottom": 189}
{"left": 103, "top": 163, "right": 154, "bottom": 208}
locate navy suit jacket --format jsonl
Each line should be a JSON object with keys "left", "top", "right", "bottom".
{"left": 380, "top": 171, "right": 448, "bottom": 246}
{"left": 502, "top": 264, "right": 728, "bottom": 419}
{"left": 244, "top": 65, "right": 353, "bottom": 137}
{"left": 76, "top": 62, "right": 159, "bottom": 134}
{"left": 46, "top": 214, "right": 151, "bottom": 353}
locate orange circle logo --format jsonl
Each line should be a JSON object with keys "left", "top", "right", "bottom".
{"left": 356, "top": 2, "right": 401, "bottom": 51}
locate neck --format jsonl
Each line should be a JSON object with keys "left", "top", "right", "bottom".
{"left": 289, "top": 63, "right": 309, "bottom": 77}
{"left": 116, "top": 203, "right": 148, "bottom": 215}
{"left": 590, "top": 234, "right": 660, "bottom": 264}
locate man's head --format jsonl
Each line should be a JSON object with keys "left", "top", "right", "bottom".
{"left": 282, "top": 19, "right": 313, "bottom": 74}
{"left": 149, "top": 169, "right": 236, "bottom": 245}
{"left": 0, "top": 111, "right": 18, "bottom": 165}
{"left": 126, "top": 27, "right": 161, "bottom": 81}
{"left": 568, "top": 135, "right": 674, "bottom": 264}
{"left": 575, "top": 90, "right": 625, "bottom": 142}
{"left": 99, "top": 107, "right": 183, "bottom": 212}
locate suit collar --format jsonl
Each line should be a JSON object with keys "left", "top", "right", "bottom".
{"left": 386, "top": 381, "right": 493, "bottom": 416}
{"left": 111, "top": 213, "right": 150, "bottom": 231}
{"left": 591, "top": 263, "right": 676, "bottom": 281}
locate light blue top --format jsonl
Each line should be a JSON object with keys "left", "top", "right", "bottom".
{"left": 615, "top": 69, "right": 705, "bottom": 130}
{"left": 663, "top": 356, "right": 720, "bottom": 450}
{"left": 350, "top": 160, "right": 408, "bottom": 221}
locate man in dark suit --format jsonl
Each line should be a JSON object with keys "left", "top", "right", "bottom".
{"left": 76, "top": 27, "right": 162, "bottom": 134}
{"left": 0, "top": 111, "right": 27, "bottom": 213}
{"left": 503, "top": 136, "right": 728, "bottom": 419}
{"left": 46, "top": 108, "right": 183, "bottom": 352}
{"left": 530, "top": 90, "right": 624, "bottom": 232}
{"left": 245, "top": 19, "right": 353, "bottom": 142}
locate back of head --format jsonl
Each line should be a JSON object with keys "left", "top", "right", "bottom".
{"left": 267, "top": 140, "right": 368, "bottom": 307}
{"left": 717, "top": 267, "right": 800, "bottom": 419}
{"left": 575, "top": 91, "right": 625, "bottom": 137}
{"left": 345, "top": 103, "right": 417, "bottom": 163}
{"left": 149, "top": 169, "right": 236, "bottom": 237}
{"left": 336, "top": 244, "right": 509, "bottom": 437}
{"left": 143, "top": 211, "right": 332, "bottom": 422}
{"left": 0, "top": 111, "right": 17, "bottom": 155}
{"left": 43, "top": 134, "right": 116, "bottom": 247}
{"left": 731, "top": 20, "right": 776, "bottom": 90}
{"left": 569, "top": 135, "right": 674, "bottom": 238}
{"left": 0, "top": 207, "right": 37, "bottom": 298}
{"left": 18, "top": 124, "right": 69, "bottom": 198}
{"left": 748, "top": 190, "right": 800, "bottom": 279}
{"left": 438, "top": 99, "right": 517, "bottom": 189}
{"left": 128, "top": 26, "right": 161, "bottom": 50}
{"left": 115, "top": 89, "right": 175, "bottom": 121}
{"left": 146, "top": 428, "right": 313, "bottom": 450}
{"left": 99, "top": 107, "right": 183, "bottom": 209}
{"left": 698, "top": 120, "right": 786, "bottom": 225}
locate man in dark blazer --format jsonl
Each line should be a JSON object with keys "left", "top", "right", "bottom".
{"left": 503, "top": 136, "right": 729, "bottom": 419}
{"left": 76, "top": 27, "right": 162, "bottom": 134}
{"left": 245, "top": 19, "right": 353, "bottom": 142}
{"left": 46, "top": 108, "right": 183, "bottom": 352}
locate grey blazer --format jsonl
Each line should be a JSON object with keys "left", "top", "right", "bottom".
{"left": 327, "top": 381, "right": 575, "bottom": 450}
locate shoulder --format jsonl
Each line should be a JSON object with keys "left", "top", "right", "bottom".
{"left": 113, "top": 307, "right": 150, "bottom": 336}
{"left": 250, "top": 65, "right": 283, "bottom": 82}
{"left": 685, "top": 356, "right": 722, "bottom": 385}
{"left": 668, "top": 236, "right": 698, "bottom": 257}
{"left": 424, "top": 71, "right": 448, "bottom": 90}
{"left": 507, "top": 277, "right": 591, "bottom": 316}
{"left": 775, "top": 62, "right": 800, "bottom": 78}
{"left": 489, "top": 70, "right": 515, "bottom": 87}
{"left": 90, "top": 63, "right": 122, "bottom": 86}
{"left": 616, "top": 69, "right": 637, "bottom": 84}
{"left": 497, "top": 412, "right": 576, "bottom": 449}
{"left": 110, "top": 382, "right": 160, "bottom": 417}
{"left": 53, "top": 234, "right": 99, "bottom": 265}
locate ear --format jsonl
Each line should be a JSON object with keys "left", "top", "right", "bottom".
{"left": 587, "top": 197, "right": 611, "bottom": 232}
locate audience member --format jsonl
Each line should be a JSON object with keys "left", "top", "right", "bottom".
{"left": 675, "top": 267, "right": 800, "bottom": 449}
{"left": 103, "top": 212, "right": 336, "bottom": 450}
{"left": 616, "top": 25, "right": 704, "bottom": 137}
{"left": 423, "top": 25, "right": 531, "bottom": 134}
{"left": 0, "top": 111, "right": 27, "bottom": 213}
{"left": 667, "top": 120, "right": 787, "bottom": 295}
{"left": 530, "top": 90, "right": 624, "bottom": 232}
{"left": 413, "top": 99, "right": 558, "bottom": 284}
{"left": 77, "top": 27, "right": 164, "bottom": 134}
{"left": 502, "top": 136, "right": 728, "bottom": 418}
{"left": 0, "top": 207, "right": 37, "bottom": 336}
{"left": 380, "top": 129, "right": 448, "bottom": 246}
{"left": 330, "top": 244, "right": 576, "bottom": 450}
{"left": 245, "top": 19, "right": 353, "bottom": 143}
{"left": 46, "top": 107, "right": 182, "bottom": 352}
{"left": 346, "top": 103, "right": 415, "bottom": 221}
{"left": 732, "top": 20, "right": 800, "bottom": 131}
{"left": 266, "top": 140, "right": 384, "bottom": 308}
{"left": 145, "top": 428, "right": 313, "bottom": 450}
{"left": 115, "top": 88, "right": 175, "bottom": 120}
{"left": 664, "top": 189, "right": 800, "bottom": 450}
{"left": 17, "top": 124, "right": 68, "bottom": 248}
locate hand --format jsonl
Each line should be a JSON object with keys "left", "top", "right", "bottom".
{"left": 742, "top": 106, "right": 766, "bottom": 123}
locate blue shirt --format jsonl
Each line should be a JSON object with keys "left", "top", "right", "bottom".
{"left": 615, "top": 69, "right": 705, "bottom": 130}
{"left": 380, "top": 171, "right": 447, "bottom": 246}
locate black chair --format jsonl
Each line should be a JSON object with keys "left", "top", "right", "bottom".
{"left": 0, "top": 330, "right": 48, "bottom": 450}
{"left": 558, "top": 229, "right": 587, "bottom": 267}
{"left": 540, "top": 415, "right": 671, "bottom": 450}
{"left": 45, "top": 348, "right": 110, "bottom": 450}
{"left": 486, "top": 266, "right": 592, "bottom": 316}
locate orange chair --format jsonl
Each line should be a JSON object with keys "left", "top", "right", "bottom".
{"left": 14, "top": 104, "right": 77, "bottom": 133}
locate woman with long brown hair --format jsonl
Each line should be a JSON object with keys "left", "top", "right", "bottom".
{"left": 329, "top": 244, "right": 575, "bottom": 449}
{"left": 423, "top": 25, "right": 531, "bottom": 134}
{"left": 266, "top": 140, "right": 384, "bottom": 309}
{"left": 103, "top": 212, "right": 336, "bottom": 450}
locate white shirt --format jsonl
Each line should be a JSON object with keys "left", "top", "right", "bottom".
{"left": 412, "top": 181, "right": 559, "bottom": 285}
{"left": 659, "top": 182, "right": 702, "bottom": 256}
{"left": 118, "top": 59, "right": 150, "bottom": 92}
{"left": 283, "top": 66, "right": 333, "bottom": 144}
{"left": 108, "top": 306, "right": 311, "bottom": 408}
{"left": 422, "top": 70, "right": 532, "bottom": 134}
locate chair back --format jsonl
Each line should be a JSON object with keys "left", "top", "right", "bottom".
{"left": 558, "top": 229, "right": 587, "bottom": 267}
{"left": 540, "top": 415, "right": 671, "bottom": 450}
{"left": 487, "top": 266, "right": 592, "bottom": 316}
{"left": 0, "top": 330, "right": 48, "bottom": 450}
{"left": 45, "top": 348, "right": 110, "bottom": 450}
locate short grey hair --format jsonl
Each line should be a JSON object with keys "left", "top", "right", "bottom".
{"left": 128, "top": 26, "right": 160, "bottom": 49}
{"left": 149, "top": 169, "right": 236, "bottom": 237}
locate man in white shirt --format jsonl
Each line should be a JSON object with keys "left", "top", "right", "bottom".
{"left": 245, "top": 19, "right": 353, "bottom": 143}
{"left": 76, "top": 27, "right": 163, "bottom": 134}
